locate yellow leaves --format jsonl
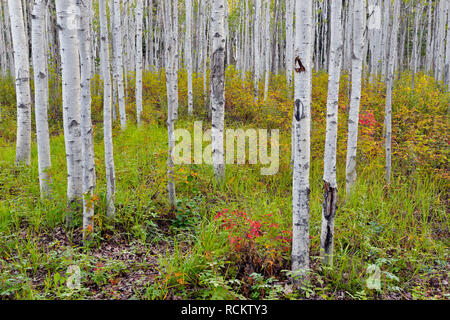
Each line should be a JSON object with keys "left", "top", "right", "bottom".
{"left": 174, "top": 272, "right": 186, "bottom": 285}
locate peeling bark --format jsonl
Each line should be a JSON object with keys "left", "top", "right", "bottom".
{"left": 292, "top": 0, "right": 312, "bottom": 282}
{"left": 320, "top": 0, "right": 342, "bottom": 266}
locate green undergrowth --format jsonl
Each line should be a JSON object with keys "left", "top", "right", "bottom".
{"left": 0, "top": 69, "right": 448, "bottom": 300}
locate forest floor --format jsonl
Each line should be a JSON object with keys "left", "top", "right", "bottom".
{"left": 0, "top": 71, "right": 449, "bottom": 300}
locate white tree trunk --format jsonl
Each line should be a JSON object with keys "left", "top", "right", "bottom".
{"left": 286, "top": 0, "right": 294, "bottom": 86}
{"left": 112, "top": 0, "right": 127, "bottom": 130}
{"left": 0, "top": 1, "right": 8, "bottom": 78}
{"left": 434, "top": 0, "right": 447, "bottom": 82}
{"left": 263, "top": 0, "right": 271, "bottom": 102}
{"left": 320, "top": 0, "right": 343, "bottom": 266}
{"left": 411, "top": 3, "right": 423, "bottom": 89}
{"left": 345, "top": 0, "right": 366, "bottom": 194}
{"left": 136, "top": 0, "right": 143, "bottom": 126}
{"left": 163, "top": 0, "right": 178, "bottom": 209}
{"left": 254, "top": 0, "right": 262, "bottom": 98}
{"left": 292, "top": 0, "right": 312, "bottom": 280}
{"left": 79, "top": 0, "right": 96, "bottom": 237}
{"left": 99, "top": 0, "right": 116, "bottom": 217}
{"left": 425, "top": 0, "right": 433, "bottom": 73}
{"left": 186, "top": 0, "right": 194, "bottom": 116}
{"left": 173, "top": 0, "right": 179, "bottom": 120}
{"left": 31, "top": 0, "right": 51, "bottom": 197}
{"left": 385, "top": 0, "right": 401, "bottom": 184}
{"left": 381, "top": 0, "right": 391, "bottom": 77}
{"left": 211, "top": 0, "right": 226, "bottom": 183}
{"left": 8, "top": 0, "right": 32, "bottom": 166}
{"left": 445, "top": 0, "right": 450, "bottom": 89}
{"left": 368, "top": 0, "right": 382, "bottom": 77}
{"left": 55, "top": 0, "right": 83, "bottom": 223}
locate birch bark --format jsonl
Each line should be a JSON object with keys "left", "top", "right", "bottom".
{"left": 55, "top": 0, "right": 83, "bottom": 223}
{"left": 345, "top": 0, "right": 366, "bottom": 194}
{"left": 163, "top": 0, "right": 178, "bottom": 209}
{"left": 136, "top": 0, "right": 143, "bottom": 126}
{"left": 425, "top": 1, "right": 433, "bottom": 73}
{"left": 286, "top": 0, "right": 294, "bottom": 86}
{"left": 31, "top": 0, "right": 51, "bottom": 197}
{"left": 99, "top": 0, "right": 116, "bottom": 217}
{"left": 211, "top": 0, "right": 226, "bottom": 183}
{"left": 8, "top": 0, "right": 32, "bottom": 166}
{"left": 263, "top": 0, "right": 271, "bottom": 102}
{"left": 320, "top": 0, "right": 343, "bottom": 266}
{"left": 292, "top": 0, "right": 312, "bottom": 280}
{"left": 78, "top": 0, "right": 96, "bottom": 237}
{"left": 381, "top": 0, "right": 391, "bottom": 77}
{"left": 186, "top": 0, "right": 194, "bottom": 116}
{"left": 112, "top": 0, "right": 127, "bottom": 130}
{"left": 254, "top": 0, "right": 262, "bottom": 98}
{"left": 412, "top": 2, "right": 423, "bottom": 89}
{"left": 385, "top": 0, "right": 401, "bottom": 184}
{"left": 434, "top": 0, "right": 447, "bottom": 81}
{"left": 445, "top": 0, "right": 450, "bottom": 89}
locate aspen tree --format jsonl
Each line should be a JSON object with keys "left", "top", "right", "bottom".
{"left": 0, "top": 1, "right": 8, "bottom": 78}
{"left": 99, "top": 0, "right": 116, "bottom": 217}
{"left": 173, "top": 0, "right": 179, "bottom": 120}
{"left": 445, "top": 0, "right": 450, "bottom": 89}
{"left": 345, "top": 0, "right": 366, "bottom": 194}
{"left": 55, "top": 0, "right": 83, "bottom": 224}
{"left": 202, "top": 1, "right": 210, "bottom": 110}
{"left": 434, "top": 0, "right": 447, "bottom": 82}
{"left": 263, "top": 0, "right": 271, "bottom": 102}
{"left": 320, "top": 0, "right": 343, "bottom": 266}
{"left": 425, "top": 0, "right": 433, "bottom": 73}
{"left": 110, "top": 0, "right": 118, "bottom": 122}
{"left": 162, "top": 0, "right": 178, "bottom": 209}
{"left": 186, "top": 0, "right": 194, "bottom": 116}
{"left": 271, "top": 0, "right": 280, "bottom": 75}
{"left": 78, "top": 0, "right": 96, "bottom": 237}
{"left": 112, "top": 0, "right": 127, "bottom": 130}
{"left": 146, "top": 0, "right": 154, "bottom": 70}
{"left": 31, "top": 0, "right": 51, "bottom": 198}
{"left": 292, "top": 0, "right": 312, "bottom": 281}
{"left": 285, "top": 0, "right": 294, "bottom": 86}
{"left": 381, "top": 0, "right": 391, "bottom": 77}
{"left": 8, "top": 0, "right": 32, "bottom": 166}
{"left": 136, "top": 0, "right": 143, "bottom": 126}
{"left": 254, "top": 0, "right": 262, "bottom": 98}
{"left": 368, "top": 0, "right": 382, "bottom": 77}
{"left": 3, "top": 0, "right": 14, "bottom": 77}
{"left": 412, "top": 2, "right": 423, "bottom": 89}
{"left": 211, "top": 0, "right": 226, "bottom": 183}
{"left": 243, "top": 0, "right": 250, "bottom": 79}
{"left": 385, "top": 0, "right": 401, "bottom": 184}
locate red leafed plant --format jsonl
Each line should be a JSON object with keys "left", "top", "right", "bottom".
{"left": 214, "top": 209, "right": 292, "bottom": 277}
